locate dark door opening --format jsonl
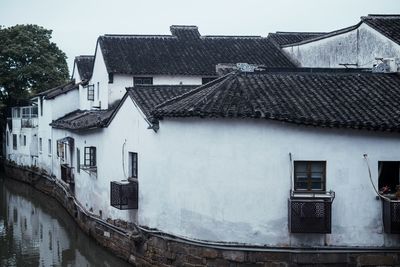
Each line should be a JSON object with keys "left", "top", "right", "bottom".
{"left": 378, "top": 161, "right": 400, "bottom": 192}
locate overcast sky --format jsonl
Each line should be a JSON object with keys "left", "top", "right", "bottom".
{"left": 1, "top": 0, "right": 400, "bottom": 73}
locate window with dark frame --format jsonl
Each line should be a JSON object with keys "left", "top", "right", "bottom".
{"left": 133, "top": 77, "right": 153, "bottom": 86}
{"left": 87, "top": 84, "right": 95, "bottom": 101}
{"left": 12, "top": 134, "right": 17, "bottom": 150}
{"left": 39, "top": 138, "right": 42, "bottom": 152}
{"left": 77, "top": 148, "right": 80, "bottom": 173}
{"left": 6, "top": 133, "right": 9, "bottom": 146}
{"left": 40, "top": 97, "right": 43, "bottom": 116}
{"left": 294, "top": 161, "right": 326, "bottom": 191}
{"left": 378, "top": 161, "right": 400, "bottom": 193}
{"left": 129, "top": 152, "right": 138, "bottom": 178}
{"left": 84, "top": 146, "right": 96, "bottom": 167}
{"left": 108, "top": 73, "right": 114, "bottom": 84}
{"left": 23, "top": 135, "right": 26, "bottom": 146}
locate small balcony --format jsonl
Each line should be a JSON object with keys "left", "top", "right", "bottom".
{"left": 382, "top": 198, "right": 400, "bottom": 234}
{"left": 288, "top": 190, "right": 335, "bottom": 234}
{"left": 21, "top": 118, "right": 38, "bottom": 128}
{"left": 110, "top": 180, "right": 138, "bottom": 210}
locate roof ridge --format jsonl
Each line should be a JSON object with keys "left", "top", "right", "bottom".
{"left": 127, "top": 85, "right": 197, "bottom": 89}
{"left": 103, "top": 34, "right": 175, "bottom": 39}
{"left": 154, "top": 72, "right": 236, "bottom": 111}
{"left": 274, "top": 31, "right": 327, "bottom": 35}
{"left": 364, "top": 14, "right": 400, "bottom": 18}
{"left": 202, "top": 35, "right": 263, "bottom": 39}
{"left": 281, "top": 22, "right": 361, "bottom": 47}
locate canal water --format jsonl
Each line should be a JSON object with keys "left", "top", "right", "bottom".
{"left": 0, "top": 176, "right": 131, "bottom": 267}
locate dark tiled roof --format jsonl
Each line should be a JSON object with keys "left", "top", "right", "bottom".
{"left": 74, "top": 55, "right": 95, "bottom": 80}
{"left": 127, "top": 85, "right": 197, "bottom": 118}
{"left": 153, "top": 69, "right": 400, "bottom": 132}
{"left": 98, "top": 25, "right": 295, "bottom": 76}
{"left": 37, "top": 80, "right": 79, "bottom": 100}
{"left": 268, "top": 32, "right": 327, "bottom": 46}
{"left": 362, "top": 14, "right": 400, "bottom": 45}
{"left": 50, "top": 108, "right": 115, "bottom": 130}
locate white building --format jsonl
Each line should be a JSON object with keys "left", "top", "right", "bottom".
{"left": 5, "top": 105, "right": 39, "bottom": 166}
{"left": 46, "top": 25, "right": 294, "bottom": 219}
{"left": 281, "top": 15, "right": 400, "bottom": 68}
{"left": 106, "top": 67, "right": 400, "bottom": 248}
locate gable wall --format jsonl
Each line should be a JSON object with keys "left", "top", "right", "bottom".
{"left": 283, "top": 23, "right": 400, "bottom": 68}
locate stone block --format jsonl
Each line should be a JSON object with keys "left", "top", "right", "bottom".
{"left": 202, "top": 248, "right": 219, "bottom": 259}
{"left": 222, "top": 251, "right": 246, "bottom": 262}
{"left": 358, "top": 254, "right": 396, "bottom": 266}
{"left": 294, "top": 253, "right": 347, "bottom": 264}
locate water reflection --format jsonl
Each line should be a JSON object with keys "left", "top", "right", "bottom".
{"left": 0, "top": 176, "right": 131, "bottom": 267}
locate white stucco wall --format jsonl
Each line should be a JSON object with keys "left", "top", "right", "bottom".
{"left": 37, "top": 90, "right": 79, "bottom": 174}
{"left": 134, "top": 117, "right": 400, "bottom": 247}
{"left": 69, "top": 96, "right": 400, "bottom": 247}
{"left": 283, "top": 23, "right": 400, "bottom": 68}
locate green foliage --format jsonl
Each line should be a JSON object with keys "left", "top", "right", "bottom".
{"left": 0, "top": 24, "right": 69, "bottom": 107}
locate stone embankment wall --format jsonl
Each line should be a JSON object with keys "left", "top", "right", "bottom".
{"left": 3, "top": 162, "right": 400, "bottom": 267}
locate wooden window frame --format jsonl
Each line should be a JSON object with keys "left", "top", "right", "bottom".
{"left": 129, "top": 152, "right": 138, "bottom": 178}
{"left": 294, "top": 161, "right": 326, "bottom": 191}
{"left": 87, "top": 84, "right": 95, "bottom": 101}
{"left": 76, "top": 148, "right": 80, "bottom": 173}
{"left": 84, "top": 146, "right": 96, "bottom": 167}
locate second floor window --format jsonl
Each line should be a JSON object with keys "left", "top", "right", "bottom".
{"left": 87, "top": 84, "right": 95, "bottom": 101}
{"left": 129, "top": 152, "right": 138, "bottom": 178}
{"left": 134, "top": 77, "right": 153, "bottom": 86}
{"left": 39, "top": 138, "right": 42, "bottom": 152}
{"left": 12, "top": 134, "right": 17, "bottom": 150}
{"left": 23, "top": 135, "right": 26, "bottom": 146}
{"left": 294, "top": 161, "right": 326, "bottom": 191}
{"left": 48, "top": 139, "right": 52, "bottom": 155}
{"left": 84, "top": 146, "right": 96, "bottom": 167}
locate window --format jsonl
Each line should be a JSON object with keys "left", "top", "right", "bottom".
{"left": 57, "top": 141, "right": 65, "bottom": 160}
{"left": 6, "top": 133, "right": 9, "bottom": 146}
{"left": 84, "top": 146, "right": 96, "bottom": 167}
{"left": 76, "top": 148, "right": 80, "bottom": 173}
{"left": 108, "top": 73, "right": 114, "bottom": 84}
{"left": 23, "top": 135, "right": 26, "bottom": 146}
{"left": 87, "top": 84, "right": 95, "bottom": 101}
{"left": 134, "top": 77, "right": 153, "bottom": 86}
{"left": 96, "top": 82, "right": 100, "bottom": 100}
{"left": 202, "top": 77, "right": 217, "bottom": 84}
{"left": 39, "top": 138, "right": 42, "bottom": 152}
{"left": 294, "top": 161, "right": 326, "bottom": 191}
{"left": 12, "top": 134, "right": 17, "bottom": 150}
{"left": 48, "top": 139, "right": 52, "bottom": 155}
{"left": 12, "top": 108, "right": 20, "bottom": 118}
{"left": 378, "top": 161, "right": 400, "bottom": 193}
{"left": 40, "top": 97, "right": 43, "bottom": 116}
{"left": 129, "top": 152, "right": 138, "bottom": 178}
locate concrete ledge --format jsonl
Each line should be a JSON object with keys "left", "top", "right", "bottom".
{"left": 4, "top": 162, "right": 400, "bottom": 267}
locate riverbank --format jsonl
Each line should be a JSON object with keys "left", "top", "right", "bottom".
{"left": 4, "top": 161, "right": 400, "bottom": 267}
{"left": 0, "top": 175, "right": 132, "bottom": 266}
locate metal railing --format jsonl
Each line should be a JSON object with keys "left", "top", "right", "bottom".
{"left": 288, "top": 190, "right": 335, "bottom": 234}
{"left": 110, "top": 180, "right": 138, "bottom": 210}
{"left": 382, "top": 198, "right": 400, "bottom": 234}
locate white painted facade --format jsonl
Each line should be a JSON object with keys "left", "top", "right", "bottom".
{"left": 35, "top": 89, "right": 79, "bottom": 174}
{"left": 5, "top": 106, "right": 39, "bottom": 166}
{"left": 283, "top": 23, "right": 400, "bottom": 68}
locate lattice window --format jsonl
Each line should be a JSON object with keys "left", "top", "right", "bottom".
{"left": 110, "top": 180, "right": 138, "bottom": 210}
{"left": 87, "top": 84, "right": 95, "bottom": 101}
{"left": 12, "top": 134, "right": 17, "bottom": 150}
{"left": 294, "top": 161, "right": 326, "bottom": 191}
{"left": 129, "top": 152, "right": 138, "bottom": 178}
{"left": 84, "top": 146, "right": 96, "bottom": 167}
